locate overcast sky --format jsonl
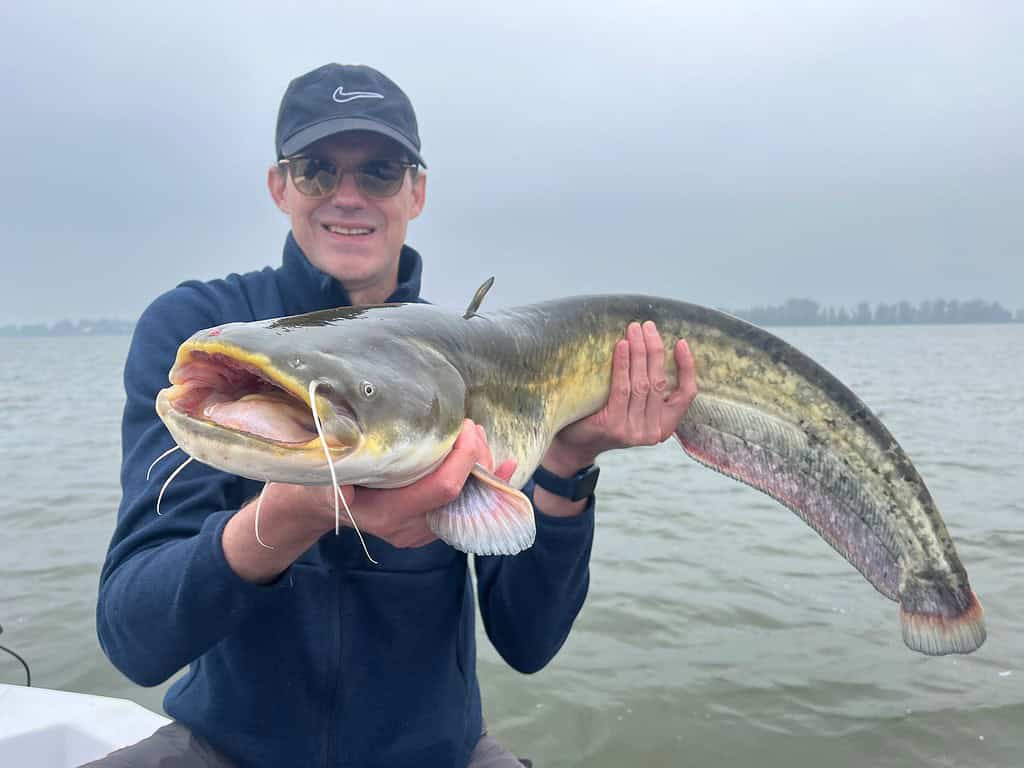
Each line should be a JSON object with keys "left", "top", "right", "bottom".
{"left": 2, "top": 1, "right": 1021, "bottom": 324}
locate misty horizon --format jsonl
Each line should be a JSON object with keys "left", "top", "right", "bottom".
{"left": 3, "top": 2, "right": 1021, "bottom": 325}
{"left": 4, "top": 295, "right": 1021, "bottom": 335}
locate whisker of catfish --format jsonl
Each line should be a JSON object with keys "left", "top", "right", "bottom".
{"left": 147, "top": 445, "right": 181, "bottom": 481}
{"left": 308, "top": 380, "right": 377, "bottom": 565}
{"left": 254, "top": 482, "right": 275, "bottom": 550}
{"left": 156, "top": 457, "right": 194, "bottom": 516}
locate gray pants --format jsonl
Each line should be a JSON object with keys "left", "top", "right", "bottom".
{"left": 79, "top": 722, "right": 531, "bottom": 767}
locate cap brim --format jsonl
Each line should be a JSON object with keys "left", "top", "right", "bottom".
{"left": 279, "top": 117, "right": 426, "bottom": 167}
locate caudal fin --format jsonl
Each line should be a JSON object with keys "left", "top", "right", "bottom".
{"left": 900, "top": 580, "right": 986, "bottom": 655}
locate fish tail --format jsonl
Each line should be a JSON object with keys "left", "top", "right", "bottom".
{"left": 674, "top": 394, "right": 902, "bottom": 601}
{"left": 899, "top": 579, "right": 986, "bottom": 655}
{"left": 675, "top": 394, "right": 987, "bottom": 655}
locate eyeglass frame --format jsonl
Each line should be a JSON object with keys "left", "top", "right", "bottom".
{"left": 277, "top": 155, "right": 419, "bottom": 199}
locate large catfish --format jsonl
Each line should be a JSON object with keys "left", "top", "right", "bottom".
{"left": 154, "top": 291, "right": 985, "bottom": 657}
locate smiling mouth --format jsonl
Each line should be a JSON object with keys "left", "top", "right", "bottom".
{"left": 323, "top": 224, "right": 375, "bottom": 236}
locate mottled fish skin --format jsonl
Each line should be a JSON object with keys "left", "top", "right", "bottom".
{"left": 158, "top": 295, "right": 985, "bottom": 655}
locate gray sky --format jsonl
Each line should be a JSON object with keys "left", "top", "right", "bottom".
{"left": 2, "top": 0, "right": 1022, "bottom": 324}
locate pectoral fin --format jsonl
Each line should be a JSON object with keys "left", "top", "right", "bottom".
{"left": 427, "top": 464, "right": 536, "bottom": 555}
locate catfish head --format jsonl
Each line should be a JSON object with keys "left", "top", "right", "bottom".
{"left": 155, "top": 314, "right": 468, "bottom": 487}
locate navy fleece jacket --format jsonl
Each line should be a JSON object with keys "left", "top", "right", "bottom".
{"left": 97, "top": 234, "right": 595, "bottom": 768}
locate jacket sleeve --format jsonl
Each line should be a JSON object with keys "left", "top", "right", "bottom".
{"left": 473, "top": 481, "right": 595, "bottom": 674}
{"left": 96, "top": 287, "right": 292, "bottom": 687}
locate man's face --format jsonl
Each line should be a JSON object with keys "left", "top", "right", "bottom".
{"left": 268, "top": 131, "right": 426, "bottom": 299}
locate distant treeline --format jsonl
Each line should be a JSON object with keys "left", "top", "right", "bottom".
{"left": 729, "top": 298, "right": 1024, "bottom": 326}
{"left": 0, "top": 318, "right": 135, "bottom": 337}
{"left": 3, "top": 299, "right": 1023, "bottom": 336}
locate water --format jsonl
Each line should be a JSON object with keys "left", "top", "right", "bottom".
{"left": 1, "top": 326, "right": 1022, "bottom": 767}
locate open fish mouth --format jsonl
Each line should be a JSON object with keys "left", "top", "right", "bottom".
{"left": 162, "top": 343, "right": 359, "bottom": 453}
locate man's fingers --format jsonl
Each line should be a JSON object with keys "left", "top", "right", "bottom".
{"left": 494, "top": 458, "right": 518, "bottom": 482}
{"left": 625, "top": 322, "right": 648, "bottom": 431}
{"left": 476, "top": 423, "right": 495, "bottom": 471}
{"left": 606, "top": 338, "right": 630, "bottom": 424}
{"left": 643, "top": 321, "right": 667, "bottom": 393}
{"left": 642, "top": 321, "right": 666, "bottom": 442}
{"left": 662, "top": 340, "right": 698, "bottom": 437}
{"left": 334, "top": 421, "right": 492, "bottom": 550}
{"left": 676, "top": 339, "right": 697, "bottom": 403}
{"left": 476, "top": 425, "right": 519, "bottom": 483}
{"left": 352, "top": 486, "right": 438, "bottom": 547}
{"left": 438, "top": 419, "right": 484, "bottom": 494}
{"left": 399, "top": 419, "right": 480, "bottom": 510}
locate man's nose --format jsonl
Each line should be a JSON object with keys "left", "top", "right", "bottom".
{"left": 329, "top": 172, "right": 367, "bottom": 206}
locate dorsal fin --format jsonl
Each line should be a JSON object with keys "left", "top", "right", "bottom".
{"left": 463, "top": 276, "right": 495, "bottom": 319}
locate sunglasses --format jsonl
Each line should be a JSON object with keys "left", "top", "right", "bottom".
{"left": 278, "top": 156, "right": 417, "bottom": 198}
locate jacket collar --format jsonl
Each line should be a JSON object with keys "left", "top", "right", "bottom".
{"left": 277, "top": 231, "right": 424, "bottom": 314}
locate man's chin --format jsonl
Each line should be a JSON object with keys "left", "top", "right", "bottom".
{"left": 310, "top": 249, "right": 398, "bottom": 291}
{"left": 313, "top": 236, "right": 381, "bottom": 265}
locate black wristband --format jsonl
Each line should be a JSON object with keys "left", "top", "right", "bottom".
{"left": 533, "top": 463, "right": 600, "bottom": 502}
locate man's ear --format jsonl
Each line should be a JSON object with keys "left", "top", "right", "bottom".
{"left": 267, "top": 165, "right": 290, "bottom": 214}
{"left": 408, "top": 171, "right": 427, "bottom": 221}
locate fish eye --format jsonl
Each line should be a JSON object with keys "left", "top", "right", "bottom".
{"left": 359, "top": 380, "right": 376, "bottom": 398}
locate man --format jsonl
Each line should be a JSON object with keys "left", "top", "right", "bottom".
{"left": 91, "top": 63, "right": 696, "bottom": 767}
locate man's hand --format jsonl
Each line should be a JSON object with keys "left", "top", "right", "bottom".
{"left": 338, "top": 420, "right": 517, "bottom": 548}
{"left": 541, "top": 320, "right": 698, "bottom": 479}
{"left": 223, "top": 420, "right": 516, "bottom": 583}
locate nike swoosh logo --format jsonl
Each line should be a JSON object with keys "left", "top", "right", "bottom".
{"left": 333, "top": 85, "right": 384, "bottom": 104}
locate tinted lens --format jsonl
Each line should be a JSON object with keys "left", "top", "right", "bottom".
{"left": 355, "top": 160, "right": 407, "bottom": 197}
{"left": 289, "top": 157, "right": 339, "bottom": 197}
{"left": 286, "top": 157, "right": 408, "bottom": 198}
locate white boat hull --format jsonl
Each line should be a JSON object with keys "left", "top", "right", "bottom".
{"left": 0, "top": 683, "right": 169, "bottom": 767}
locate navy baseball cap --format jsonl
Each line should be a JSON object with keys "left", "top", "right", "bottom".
{"left": 275, "top": 63, "right": 426, "bottom": 167}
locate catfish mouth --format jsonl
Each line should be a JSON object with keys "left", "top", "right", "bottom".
{"left": 164, "top": 348, "right": 359, "bottom": 452}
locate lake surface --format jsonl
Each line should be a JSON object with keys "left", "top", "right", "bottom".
{"left": 1, "top": 325, "right": 1021, "bottom": 767}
